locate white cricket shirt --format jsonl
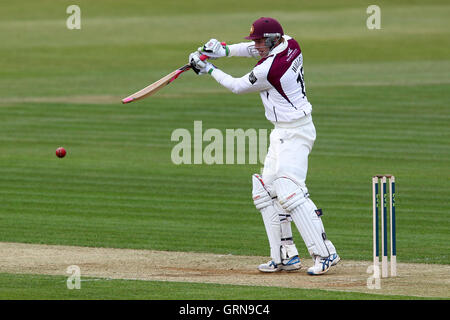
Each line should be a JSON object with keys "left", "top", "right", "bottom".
{"left": 210, "top": 35, "right": 312, "bottom": 122}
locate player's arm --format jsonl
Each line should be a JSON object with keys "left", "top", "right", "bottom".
{"left": 209, "top": 67, "right": 270, "bottom": 94}
{"left": 227, "top": 42, "right": 256, "bottom": 58}
{"left": 189, "top": 52, "right": 270, "bottom": 94}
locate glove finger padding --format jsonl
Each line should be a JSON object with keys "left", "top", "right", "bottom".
{"left": 201, "top": 39, "right": 228, "bottom": 59}
{"left": 197, "top": 46, "right": 218, "bottom": 60}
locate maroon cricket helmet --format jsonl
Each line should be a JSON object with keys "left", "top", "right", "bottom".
{"left": 245, "top": 17, "right": 284, "bottom": 40}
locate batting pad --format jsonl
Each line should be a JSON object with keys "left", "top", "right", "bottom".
{"left": 252, "top": 174, "right": 272, "bottom": 210}
{"left": 273, "top": 200, "right": 294, "bottom": 243}
{"left": 260, "top": 205, "right": 282, "bottom": 264}
{"left": 252, "top": 174, "right": 282, "bottom": 263}
{"left": 274, "top": 177, "right": 336, "bottom": 258}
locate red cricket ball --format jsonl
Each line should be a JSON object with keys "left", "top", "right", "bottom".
{"left": 56, "top": 147, "right": 66, "bottom": 158}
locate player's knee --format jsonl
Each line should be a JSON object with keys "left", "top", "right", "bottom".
{"left": 251, "top": 174, "right": 273, "bottom": 210}
{"left": 273, "top": 177, "right": 308, "bottom": 212}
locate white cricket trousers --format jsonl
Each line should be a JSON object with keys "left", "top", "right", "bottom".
{"left": 262, "top": 114, "right": 316, "bottom": 190}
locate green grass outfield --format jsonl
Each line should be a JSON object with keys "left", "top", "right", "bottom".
{"left": 0, "top": 273, "right": 433, "bottom": 300}
{"left": 0, "top": 0, "right": 449, "bottom": 300}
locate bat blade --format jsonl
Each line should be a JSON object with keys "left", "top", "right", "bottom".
{"left": 121, "top": 53, "right": 213, "bottom": 104}
{"left": 121, "top": 64, "right": 190, "bottom": 104}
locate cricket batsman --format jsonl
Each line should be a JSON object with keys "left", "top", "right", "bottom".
{"left": 189, "top": 17, "right": 340, "bottom": 275}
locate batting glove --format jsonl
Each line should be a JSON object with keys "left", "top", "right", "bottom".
{"left": 189, "top": 52, "right": 215, "bottom": 75}
{"left": 199, "top": 39, "right": 229, "bottom": 59}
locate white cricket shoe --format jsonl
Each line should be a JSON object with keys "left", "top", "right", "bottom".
{"left": 281, "top": 255, "right": 301, "bottom": 271}
{"left": 331, "top": 253, "right": 340, "bottom": 266}
{"left": 258, "top": 260, "right": 281, "bottom": 273}
{"left": 307, "top": 253, "right": 340, "bottom": 275}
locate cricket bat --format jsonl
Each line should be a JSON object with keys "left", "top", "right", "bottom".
{"left": 122, "top": 54, "right": 209, "bottom": 104}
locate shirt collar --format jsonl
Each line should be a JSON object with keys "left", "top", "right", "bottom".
{"left": 268, "top": 36, "right": 288, "bottom": 56}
